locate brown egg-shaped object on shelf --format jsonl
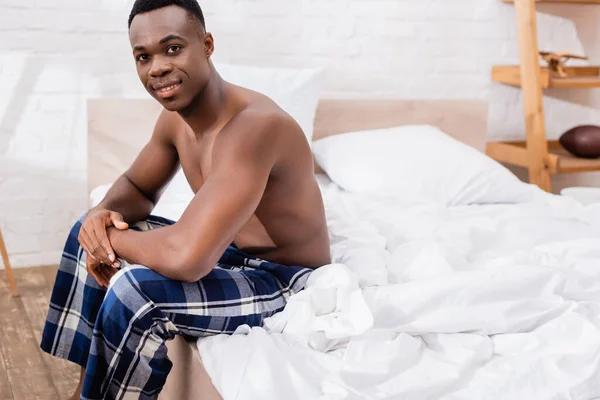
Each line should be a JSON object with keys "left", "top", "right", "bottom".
{"left": 559, "top": 125, "right": 600, "bottom": 159}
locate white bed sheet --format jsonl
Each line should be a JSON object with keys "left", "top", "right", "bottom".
{"left": 195, "top": 176, "right": 600, "bottom": 400}
{"left": 89, "top": 174, "right": 600, "bottom": 399}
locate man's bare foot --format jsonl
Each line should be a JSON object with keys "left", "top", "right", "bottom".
{"left": 68, "top": 367, "right": 85, "bottom": 400}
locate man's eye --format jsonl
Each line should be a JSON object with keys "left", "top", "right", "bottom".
{"left": 167, "top": 45, "right": 181, "bottom": 54}
{"left": 136, "top": 54, "right": 149, "bottom": 62}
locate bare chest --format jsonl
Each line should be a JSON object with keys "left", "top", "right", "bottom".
{"left": 173, "top": 132, "right": 277, "bottom": 250}
{"left": 174, "top": 134, "right": 214, "bottom": 192}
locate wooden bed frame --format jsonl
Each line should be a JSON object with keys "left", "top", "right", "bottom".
{"left": 87, "top": 98, "right": 488, "bottom": 399}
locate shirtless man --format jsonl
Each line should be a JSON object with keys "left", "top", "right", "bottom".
{"left": 39, "top": 1, "right": 330, "bottom": 398}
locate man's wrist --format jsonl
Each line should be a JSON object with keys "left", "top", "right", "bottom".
{"left": 107, "top": 227, "right": 123, "bottom": 256}
{"left": 106, "top": 226, "right": 117, "bottom": 239}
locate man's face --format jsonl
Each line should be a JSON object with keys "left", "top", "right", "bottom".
{"left": 129, "top": 5, "right": 214, "bottom": 112}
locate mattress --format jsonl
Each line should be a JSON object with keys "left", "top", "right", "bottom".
{"left": 89, "top": 175, "right": 600, "bottom": 399}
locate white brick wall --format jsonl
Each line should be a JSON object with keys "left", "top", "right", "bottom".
{"left": 1, "top": 0, "right": 600, "bottom": 269}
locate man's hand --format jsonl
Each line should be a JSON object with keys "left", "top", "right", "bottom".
{"left": 86, "top": 255, "right": 118, "bottom": 288}
{"left": 78, "top": 209, "right": 129, "bottom": 269}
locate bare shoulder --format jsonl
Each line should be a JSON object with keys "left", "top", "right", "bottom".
{"left": 151, "top": 108, "right": 185, "bottom": 143}
{"left": 221, "top": 93, "right": 305, "bottom": 148}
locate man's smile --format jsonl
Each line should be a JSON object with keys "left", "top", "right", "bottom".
{"left": 153, "top": 80, "right": 182, "bottom": 98}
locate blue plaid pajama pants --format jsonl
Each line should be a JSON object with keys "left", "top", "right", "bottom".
{"left": 40, "top": 214, "right": 313, "bottom": 399}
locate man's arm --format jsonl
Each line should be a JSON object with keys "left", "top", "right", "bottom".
{"left": 94, "top": 110, "right": 182, "bottom": 223}
{"left": 108, "top": 111, "right": 282, "bottom": 282}
{"left": 79, "top": 109, "right": 181, "bottom": 280}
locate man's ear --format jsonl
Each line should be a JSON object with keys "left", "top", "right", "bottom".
{"left": 204, "top": 33, "right": 215, "bottom": 58}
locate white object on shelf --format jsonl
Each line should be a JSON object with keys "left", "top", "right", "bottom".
{"left": 560, "top": 187, "right": 600, "bottom": 205}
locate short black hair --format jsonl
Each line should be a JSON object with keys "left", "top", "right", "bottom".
{"left": 128, "top": 0, "right": 206, "bottom": 29}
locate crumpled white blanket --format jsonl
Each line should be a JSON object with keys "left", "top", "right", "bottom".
{"left": 197, "top": 181, "right": 600, "bottom": 400}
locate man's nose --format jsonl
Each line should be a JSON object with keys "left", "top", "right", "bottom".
{"left": 149, "top": 58, "right": 174, "bottom": 78}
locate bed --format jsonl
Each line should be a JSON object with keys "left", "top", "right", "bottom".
{"left": 87, "top": 98, "right": 600, "bottom": 400}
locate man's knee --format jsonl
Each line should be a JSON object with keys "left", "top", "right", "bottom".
{"left": 106, "top": 267, "right": 162, "bottom": 308}
{"left": 108, "top": 268, "right": 136, "bottom": 297}
{"left": 100, "top": 269, "right": 145, "bottom": 322}
{"left": 101, "top": 267, "right": 176, "bottom": 337}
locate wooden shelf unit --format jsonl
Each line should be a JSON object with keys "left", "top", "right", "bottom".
{"left": 488, "top": 0, "right": 600, "bottom": 192}
{"left": 487, "top": 141, "right": 600, "bottom": 174}
{"left": 492, "top": 65, "right": 600, "bottom": 88}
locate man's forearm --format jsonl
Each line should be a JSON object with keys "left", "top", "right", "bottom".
{"left": 108, "top": 227, "right": 210, "bottom": 282}
{"left": 96, "top": 175, "right": 156, "bottom": 224}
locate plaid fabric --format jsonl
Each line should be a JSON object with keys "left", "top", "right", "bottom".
{"left": 40, "top": 214, "right": 313, "bottom": 400}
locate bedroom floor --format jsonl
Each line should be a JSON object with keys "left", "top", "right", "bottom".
{"left": 0, "top": 266, "right": 80, "bottom": 400}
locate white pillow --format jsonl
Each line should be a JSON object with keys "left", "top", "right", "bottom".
{"left": 214, "top": 62, "right": 325, "bottom": 142}
{"left": 311, "top": 125, "right": 536, "bottom": 206}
